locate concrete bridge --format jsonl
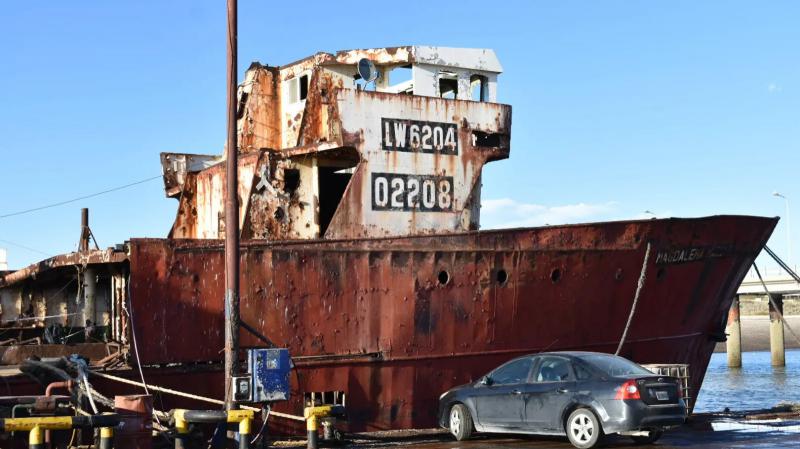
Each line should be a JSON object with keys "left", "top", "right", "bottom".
{"left": 737, "top": 266, "right": 800, "bottom": 296}
{"left": 727, "top": 266, "right": 800, "bottom": 367}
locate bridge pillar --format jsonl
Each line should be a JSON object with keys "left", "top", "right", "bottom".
{"left": 769, "top": 294, "right": 785, "bottom": 367}
{"left": 726, "top": 296, "right": 742, "bottom": 368}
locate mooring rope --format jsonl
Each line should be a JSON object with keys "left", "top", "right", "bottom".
{"left": 616, "top": 242, "right": 652, "bottom": 355}
{"left": 752, "top": 263, "right": 800, "bottom": 345}
{"left": 88, "top": 370, "right": 305, "bottom": 421}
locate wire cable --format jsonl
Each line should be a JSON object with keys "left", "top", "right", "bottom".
{"left": 0, "top": 175, "right": 161, "bottom": 220}
{"left": 752, "top": 263, "right": 800, "bottom": 346}
{"left": 0, "top": 238, "right": 52, "bottom": 257}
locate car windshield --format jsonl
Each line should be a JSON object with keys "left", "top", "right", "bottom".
{"left": 579, "top": 354, "right": 652, "bottom": 377}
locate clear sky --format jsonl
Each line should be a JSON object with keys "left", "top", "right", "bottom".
{"left": 1, "top": 1, "right": 798, "bottom": 270}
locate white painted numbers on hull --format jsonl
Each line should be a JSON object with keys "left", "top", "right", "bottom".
{"left": 372, "top": 173, "right": 454, "bottom": 212}
{"left": 382, "top": 118, "right": 458, "bottom": 154}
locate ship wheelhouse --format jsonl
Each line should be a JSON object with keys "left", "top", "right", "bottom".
{"left": 161, "top": 46, "right": 511, "bottom": 241}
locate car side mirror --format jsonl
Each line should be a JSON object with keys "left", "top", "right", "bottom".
{"left": 480, "top": 376, "right": 493, "bottom": 386}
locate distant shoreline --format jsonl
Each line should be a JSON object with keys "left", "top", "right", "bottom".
{"left": 714, "top": 315, "right": 800, "bottom": 353}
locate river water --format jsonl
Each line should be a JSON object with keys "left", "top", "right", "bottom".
{"left": 694, "top": 349, "right": 800, "bottom": 413}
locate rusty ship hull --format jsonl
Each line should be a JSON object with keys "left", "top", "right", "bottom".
{"left": 4, "top": 214, "right": 770, "bottom": 431}
{"left": 0, "top": 216, "right": 776, "bottom": 430}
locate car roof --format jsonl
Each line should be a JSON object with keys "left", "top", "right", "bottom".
{"left": 526, "top": 351, "right": 622, "bottom": 359}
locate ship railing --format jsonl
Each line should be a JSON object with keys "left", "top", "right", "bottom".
{"left": 641, "top": 363, "right": 692, "bottom": 413}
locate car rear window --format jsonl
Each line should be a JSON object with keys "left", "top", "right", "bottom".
{"left": 579, "top": 354, "right": 652, "bottom": 377}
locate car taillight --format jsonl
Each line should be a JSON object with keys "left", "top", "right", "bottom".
{"left": 614, "top": 380, "right": 641, "bottom": 400}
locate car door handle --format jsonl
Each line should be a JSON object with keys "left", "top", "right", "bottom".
{"left": 512, "top": 389, "right": 523, "bottom": 395}
{"left": 556, "top": 388, "right": 569, "bottom": 394}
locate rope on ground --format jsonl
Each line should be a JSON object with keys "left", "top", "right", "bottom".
{"left": 752, "top": 263, "right": 800, "bottom": 346}
{"left": 616, "top": 241, "right": 652, "bottom": 356}
{"left": 88, "top": 370, "right": 305, "bottom": 422}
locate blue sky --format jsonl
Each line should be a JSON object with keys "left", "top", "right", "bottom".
{"left": 0, "top": 1, "right": 798, "bottom": 269}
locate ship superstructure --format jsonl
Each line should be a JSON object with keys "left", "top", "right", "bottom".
{"left": 162, "top": 46, "right": 509, "bottom": 241}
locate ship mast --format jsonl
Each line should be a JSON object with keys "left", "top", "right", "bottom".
{"left": 223, "top": 0, "right": 240, "bottom": 409}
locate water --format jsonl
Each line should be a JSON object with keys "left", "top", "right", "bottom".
{"left": 694, "top": 349, "right": 800, "bottom": 413}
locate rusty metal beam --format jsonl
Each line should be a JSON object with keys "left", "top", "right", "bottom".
{"left": 79, "top": 208, "right": 90, "bottom": 252}
{"left": 223, "top": 0, "right": 241, "bottom": 410}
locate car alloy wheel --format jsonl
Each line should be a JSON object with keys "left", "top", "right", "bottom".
{"left": 450, "top": 408, "right": 461, "bottom": 434}
{"left": 448, "top": 404, "right": 473, "bottom": 441}
{"left": 566, "top": 408, "right": 601, "bottom": 449}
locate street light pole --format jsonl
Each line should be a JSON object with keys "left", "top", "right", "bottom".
{"left": 773, "top": 192, "right": 792, "bottom": 267}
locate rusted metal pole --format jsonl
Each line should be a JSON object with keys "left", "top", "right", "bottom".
{"left": 223, "top": 0, "right": 240, "bottom": 409}
{"left": 79, "top": 208, "right": 90, "bottom": 252}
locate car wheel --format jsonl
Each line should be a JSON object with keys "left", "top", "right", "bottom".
{"left": 631, "top": 429, "right": 663, "bottom": 444}
{"left": 448, "top": 404, "right": 474, "bottom": 441}
{"left": 566, "top": 408, "right": 603, "bottom": 449}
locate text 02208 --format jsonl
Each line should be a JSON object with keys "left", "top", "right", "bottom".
{"left": 372, "top": 173, "right": 454, "bottom": 212}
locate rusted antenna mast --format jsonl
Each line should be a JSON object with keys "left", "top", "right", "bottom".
{"left": 223, "top": 0, "right": 240, "bottom": 409}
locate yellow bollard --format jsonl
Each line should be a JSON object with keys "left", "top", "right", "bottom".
{"left": 304, "top": 406, "right": 337, "bottom": 449}
{"left": 227, "top": 409, "right": 254, "bottom": 449}
{"left": 173, "top": 409, "right": 189, "bottom": 449}
{"left": 100, "top": 426, "right": 114, "bottom": 449}
{"left": 29, "top": 426, "right": 44, "bottom": 449}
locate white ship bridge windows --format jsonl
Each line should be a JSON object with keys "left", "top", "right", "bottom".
{"left": 470, "top": 74, "right": 488, "bottom": 102}
{"left": 438, "top": 71, "right": 459, "bottom": 99}
{"left": 287, "top": 73, "right": 310, "bottom": 104}
{"left": 384, "top": 65, "right": 413, "bottom": 94}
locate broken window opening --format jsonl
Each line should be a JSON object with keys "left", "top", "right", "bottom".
{"left": 472, "top": 130, "right": 503, "bottom": 147}
{"left": 288, "top": 74, "right": 310, "bottom": 104}
{"left": 439, "top": 76, "right": 458, "bottom": 100}
{"left": 299, "top": 74, "right": 309, "bottom": 101}
{"left": 283, "top": 169, "right": 300, "bottom": 195}
{"left": 318, "top": 165, "right": 355, "bottom": 237}
{"left": 385, "top": 65, "right": 414, "bottom": 94}
{"left": 470, "top": 74, "right": 488, "bottom": 102}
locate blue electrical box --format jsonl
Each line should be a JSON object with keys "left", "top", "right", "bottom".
{"left": 247, "top": 348, "right": 291, "bottom": 402}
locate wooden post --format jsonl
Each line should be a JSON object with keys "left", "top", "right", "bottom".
{"left": 726, "top": 296, "right": 742, "bottom": 368}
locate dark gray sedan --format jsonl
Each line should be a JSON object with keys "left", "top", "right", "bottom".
{"left": 438, "top": 351, "right": 687, "bottom": 448}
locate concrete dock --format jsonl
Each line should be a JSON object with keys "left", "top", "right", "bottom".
{"left": 314, "top": 411, "right": 800, "bottom": 449}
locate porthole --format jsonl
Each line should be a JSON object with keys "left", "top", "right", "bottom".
{"left": 496, "top": 269, "right": 509, "bottom": 285}
{"left": 550, "top": 268, "right": 562, "bottom": 283}
{"left": 438, "top": 270, "right": 451, "bottom": 286}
